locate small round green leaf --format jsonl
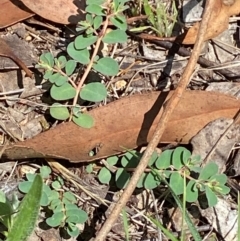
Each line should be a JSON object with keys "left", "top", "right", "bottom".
{"left": 75, "top": 35, "right": 97, "bottom": 49}
{"left": 50, "top": 103, "right": 70, "bottom": 120}
{"left": 65, "top": 204, "right": 78, "bottom": 211}
{"left": 209, "top": 174, "right": 227, "bottom": 185}
{"left": 63, "top": 192, "right": 77, "bottom": 203}
{"left": 186, "top": 180, "right": 198, "bottom": 203}
{"left": 49, "top": 73, "right": 61, "bottom": 84}
{"left": 65, "top": 60, "right": 77, "bottom": 76}
{"left": 121, "top": 151, "right": 140, "bottom": 168}
{"left": 137, "top": 173, "right": 147, "bottom": 188}
{"left": 85, "top": 4, "right": 105, "bottom": 16}
{"left": 40, "top": 192, "right": 49, "bottom": 206}
{"left": 50, "top": 83, "right": 76, "bottom": 101}
{"left": 51, "top": 181, "right": 61, "bottom": 190}
{"left": 169, "top": 172, "right": 184, "bottom": 195}
{"left": 46, "top": 212, "right": 64, "bottom": 227}
{"left": 116, "top": 168, "right": 130, "bottom": 189}
{"left": 93, "top": 16, "right": 103, "bottom": 29}
{"left": 40, "top": 166, "right": 51, "bottom": 179}
{"left": 18, "top": 181, "right": 32, "bottom": 193}
{"left": 66, "top": 209, "right": 88, "bottom": 223}
{"left": 155, "top": 150, "right": 173, "bottom": 169}
{"left": 50, "top": 199, "right": 62, "bottom": 211}
{"left": 67, "top": 223, "right": 80, "bottom": 237}
{"left": 54, "top": 205, "right": 65, "bottom": 214}
{"left": 106, "top": 156, "right": 118, "bottom": 166}
{"left": 43, "top": 185, "right": 51, "bottom": 196}
{"left": 144, "top": 172, "right": 161, "bottom": 189}
{"left": 67, "top": 225, "right": 80, "bottom": 237}
{"left": 102, "top": 29, "right": 128, "bottom": 44}
{"left": 67, "top": 43, "right": 90, "bottom": 65}
{"left": 46, "top": 189, "right": 59, "bottom": 201}
{"left": 149, "top": 151, "right": 158, "bottom": 167}
{"left": 86, "top": 164, "right": 93, "bottom": 173}
{"left": 172, "top": 147, "right": 190, "bottom": 169}
{"left": 199, "top": 162, "right": 219, "bottom": 181}
{"left": 73, "top": 113, "right": 94, "bottom": 128}
{"left": 43, "top": 70, "right": 53, "bottom": 79}
{"left": 26, "top": 173, "right": 36, "bottom": 182}
{"left": 66, "top": 215, "right": 79, "bottom": 224}
{"left": 86, "top": 13, "right": 93, "bottom": 24}
{"left": 93, "top": 57, "right": 119, "bottom": 76}
{"left": 80, "top": 82, "right": 107, "bottom": 102}
{"left": 40, "top": 52, "right": 54, "bottom": 67}
{"left": 205, "top": 186, "right": 218, "bottom": 207}
{"left": 110, "top": 15, "right": 127, "bottom": 30}
{"left": 56, "top": 56, "right": 67, "bottom": 68}
{"left": 55, "top": 75, "right": 68, "bottom": 86}
{"left": 217, "top": 185, "right": 230, "bottom": 195}
{"left": 98, "top": 167, "right": 111, "bottom": 184}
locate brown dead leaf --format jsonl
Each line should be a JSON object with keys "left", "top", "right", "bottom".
{"left": 1, "top": 90, "right": 240, "bottom": 163}
{"left": 0, "top": 0, "right": 34, "bottom": 29}
{"left": 178, "top": 0, "right": 240, "bottom": 44}
{"left": 20, "top": 0, "right": 85, "bottom": 24}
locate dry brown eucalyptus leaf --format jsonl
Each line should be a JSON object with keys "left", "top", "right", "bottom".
{"left": 179, "top": 0, "right": 240, "bottom": 44}
{"left": 1, "top": 90, "right": 240, "bottom": 162}
{"left": 0, "top": 0, "right": 34, "bottom": 29}
{"left": 20, "top": 0, "right": 85, "bottom": 24}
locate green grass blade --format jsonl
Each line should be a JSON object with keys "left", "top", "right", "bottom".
{"left": 149, "top": 216, "right": 179, "bottom": 241}
{"left": 122, "top": 208, "right": 129, "bottom": 241}
{"left": 181, "top": 172, "right": 186, "bottom": 241}
{"left": 143, "top": 0, "right": 155, "bottom": 26}
{"left": 6, "top": 174, "right": 43, "bottom": 241}
{"left": 152, "top": 169, "right": 202, "bottom": 241}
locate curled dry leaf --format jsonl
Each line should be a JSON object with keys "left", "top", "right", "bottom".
{"left": 178, "top": 0, "right": 240, "bottom": 44}
{"left": 1, "top": 90, "right": 240, "bottom": 163}
{"left": 20, "top": 0, "right": 86, "bottom": 24}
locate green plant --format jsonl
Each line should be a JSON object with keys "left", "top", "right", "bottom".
{"left": 37, "top": 0, "right": 129, "bottom": 128}
{"left": 89, "top": 147, "right": 230, "bottom": 207}
{"left": 0, "top": 174, "right": 43, "bottom": 241}
{"left": 122, "top": 208, "right": 130, "bottom": 241}
{"left": 18, "top": 166, "right": 88, "bottom": 237}
{"left": 140, "top": 0, "right": 178, "bottom": 37}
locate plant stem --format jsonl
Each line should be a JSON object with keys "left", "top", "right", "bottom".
{"left": 69, "top": 16, "right": 110, "bottom": 121}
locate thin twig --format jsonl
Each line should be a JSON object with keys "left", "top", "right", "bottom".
{"left": 94, "top": 1, "right": 215, "bottom": 240}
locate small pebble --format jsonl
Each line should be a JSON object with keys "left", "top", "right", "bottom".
{"left": 25, "top": 35, "right": 32, "bottom": 42}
